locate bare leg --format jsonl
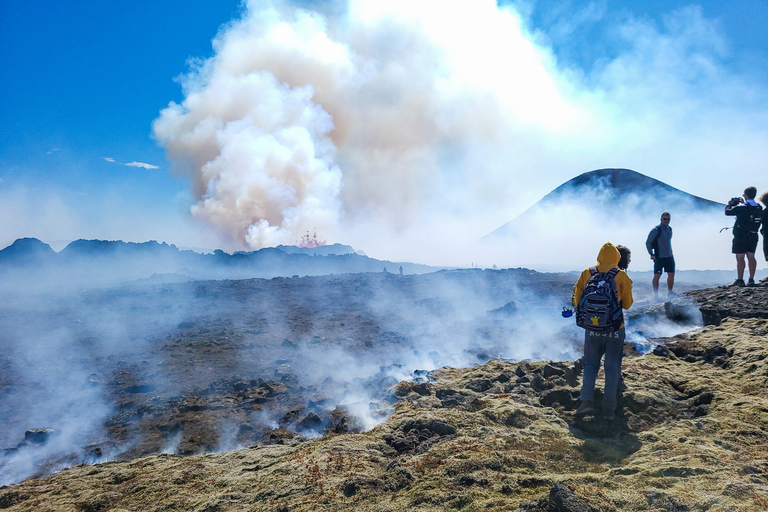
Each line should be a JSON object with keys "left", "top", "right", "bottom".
{"left": 652, "top": 273, "right": 661, "bottom": 295}
{"left": 736, "top": 254, "right": 746, "bottom": 281}
{"left": 747, "top": 252, "right": 757, "bottom": 280}
{"left": 667, "top": 272, "right": 675, "bottom": 292}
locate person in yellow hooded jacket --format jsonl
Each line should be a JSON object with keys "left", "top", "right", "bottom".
{"left": 571, "top": 242, "right": 633, "bottom": 420}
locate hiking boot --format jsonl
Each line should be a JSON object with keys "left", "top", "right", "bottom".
{"left": 733, "top": 279, "right": 746, "bottom": 287}
{"left": 574, "top": 400, "right": 595, "bottom": 416}
{"left": 747, "top": 278, "right": 756, "bottom": 287}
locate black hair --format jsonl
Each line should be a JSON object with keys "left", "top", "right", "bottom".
{"left": 745, "top": 186, "right": 757, "bottom": 200}
{"left": 616, "top": 245, "right": 631, "bottom": 270}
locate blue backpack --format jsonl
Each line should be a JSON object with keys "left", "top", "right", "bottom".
{"left": 576, "top": 267, "right": 623, "bottom": 332}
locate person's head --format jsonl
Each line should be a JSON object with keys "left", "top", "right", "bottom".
{"left": 616, "top": 245, "right": 631, "bottom": 270}
{"left": 761, "top": 191, "right": 768, "bottom": 208}
{"left": 596, "top": 242, "right": 620, "bottom": 268}
{"left": 660, "top": 212, "right": 671, "bottom": 225}
{"left": 744, "top": 186, "right": 757, "bottom": 200}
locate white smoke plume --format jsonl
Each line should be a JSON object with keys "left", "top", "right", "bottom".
{"left": 154, "top": 0, "right": 768, "bottom": 266}
{"left": 153, "top": 0, "right": 590, "bottom": 252}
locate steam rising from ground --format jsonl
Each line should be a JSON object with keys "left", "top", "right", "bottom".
{"left": 1, "top": 256, "right": 739, "bottom": 485}
{"left": 153, "top": 0, "right": 768, "bottom": 266}
{"left": 0, "top": 269, "right": 582, "bottom": 485}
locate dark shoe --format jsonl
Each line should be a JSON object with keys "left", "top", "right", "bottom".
{"left": 575, "top": 400, "right": 595, "bottom": 416}
{"left": 748, "top": 278, "right": 756, "bottom": 287}
{"left": 733, "top": 279, "right": 746, "bottom": 287}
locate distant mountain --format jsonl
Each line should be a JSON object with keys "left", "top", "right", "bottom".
{"left": 550, "top": 168, "right": 721, "bottom": 208}
{"left": 0, "top": 237, "right": 56, "bottom": 265}
{"left": 487, "top": 168, "right": 724, "bottom": 239}
{"left": 0, "top": 238, "right": 437, "bottom": 287}
{"left": 480, "top": 168, "right": 734, "bottom": 271}
{"left": 58, "top": 239, "right": 181, "bottom": 258}
{"left": 274, "top": 243, "right": 361, "bottom": 256}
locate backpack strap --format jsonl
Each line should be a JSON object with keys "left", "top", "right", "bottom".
{"left": 606, "top": 267, "right": 622, "bottom": 310}
{"left": 589, "top": 266, "right": 598, "bottom": 276}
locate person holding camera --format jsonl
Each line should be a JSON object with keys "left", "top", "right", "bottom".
{"left": 645, "top": 212, "right": 674, "bottom": 299}
{"left": 725, "top": 186, "right": 763, "bottom": 287}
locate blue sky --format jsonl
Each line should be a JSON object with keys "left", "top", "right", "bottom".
{"left": 2, "top": 1, "right": 768, "bottom": 265}
{"left": 1, "top": 0, "right": 243, "bottom": 249}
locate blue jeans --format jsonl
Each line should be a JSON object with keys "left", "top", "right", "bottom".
{"left": 580, "top": 328, "right": 625, "bottom": 414}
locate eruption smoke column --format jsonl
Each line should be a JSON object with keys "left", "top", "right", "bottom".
{"left": 153, "top": 0, "right": 588, "bottom": 253}
{"left": 153, "top": 5, "right": 351, "bottom": 248}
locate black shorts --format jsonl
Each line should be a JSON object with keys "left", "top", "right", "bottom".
{"left": 653, "top": 257, "right": 675, "bottom": 274}
{"left": 732, "top": 233, "right": 758, "bottom": 254}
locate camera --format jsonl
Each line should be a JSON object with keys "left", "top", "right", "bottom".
{"left": 728, "top": 197, "right": 743, "bottom": 207}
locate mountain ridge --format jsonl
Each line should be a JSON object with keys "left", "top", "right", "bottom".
{"left": 0, "top": 238, "right": 436, "bottom": 284}
{"left": 487, "top": 168, "right": 725, "bottom": 239}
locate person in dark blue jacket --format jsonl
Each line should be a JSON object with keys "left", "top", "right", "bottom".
{"left": 645, "top": 212, "right": 674, "bottom": 299}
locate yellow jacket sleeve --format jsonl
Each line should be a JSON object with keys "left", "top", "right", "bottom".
{"left": 571, "top": 269, "right": 591, "bottom": 307}
{"left": 615, "top": 270, "right": 633, "bottom": 310}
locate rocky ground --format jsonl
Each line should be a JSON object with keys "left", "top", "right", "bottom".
{"left": 1, "top": 276, "right": 767, "bottom": 511}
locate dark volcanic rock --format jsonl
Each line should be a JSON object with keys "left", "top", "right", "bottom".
{"left": 549, "top": 483, "right": 594, "bottom": 512}
{"left": 296, "top": 413, "right": 324, "bottom": 431}
{"left": 24, "top": 428, "right": 57, "bottom": 444}
{"left": 401, "top": 419, "right": 456, "bottom": 436}
{"left": 540, "top": 388, "right": 578, "bottom": 409}
{"left": 646, "top": 490, "right": 689, "bottom": 511}
{"left": 489, "top": 301, "right": 517, "bottom": 316}
{"left": 466, "top": 379, "right": 493, "bottom": 392}
{"left": 384, "top": 419, "right": 457, "bottom": 454}
{"left": 686, "top": 285, "right": 768, "bottom": 325}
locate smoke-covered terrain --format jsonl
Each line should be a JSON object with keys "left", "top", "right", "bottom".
{"left": 0, "top": 265, "right": 572, "bottom": 485}
{"left": 0, "top": 241, "right": 736, "bottom": 488}
{"left": 1, "top": 284, "right": 767, "bottom": 511}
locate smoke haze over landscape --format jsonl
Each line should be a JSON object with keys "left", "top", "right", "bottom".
{"left": 0, "top": 264, "right": 587, "bottom": 485}
{"left": 4, "top": 1, "right": 768, "bottom": 499}
{"left": 148, "top": 0, "right": 768, "bottom": 268}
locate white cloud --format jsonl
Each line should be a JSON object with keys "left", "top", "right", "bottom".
{"left": 124, "top": 161, "right": 160, "bottom": 170}
{"left": 104, "top": 157, "right": 160, "bottom": 170}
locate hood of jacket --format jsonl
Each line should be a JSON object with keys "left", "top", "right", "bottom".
{"left": 596, "top": 242, "right": 620, "bottom": 272}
